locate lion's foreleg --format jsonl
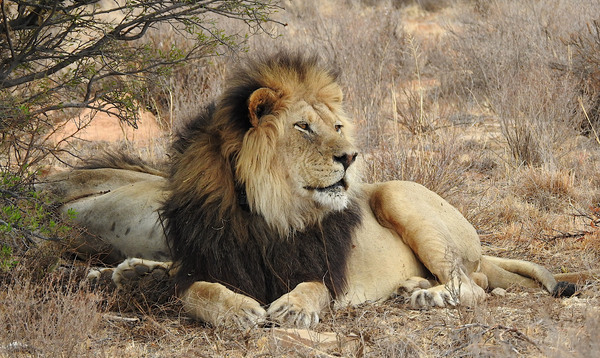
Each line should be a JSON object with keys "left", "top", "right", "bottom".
{"left": 180, "top": 282, "right": 267, "bottom": 328}
{"left": 266, "top": 282, "right": 330, "bottom": 328}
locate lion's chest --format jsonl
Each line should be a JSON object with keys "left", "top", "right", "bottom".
{"left": 336, "top": 206, "right": 428, "bottom": 306}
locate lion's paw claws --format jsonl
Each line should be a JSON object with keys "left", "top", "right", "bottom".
{"left": 393, "top": 277, "right": 433, "bottom": 301}
{"left": 226, "top": 302, "right": 267, "bottom": 329}
{"left": 409, "top": 288, "right": 457, "bottom": 309}
{"left": 267, "top": 302, "right": 319, "bottom": 328}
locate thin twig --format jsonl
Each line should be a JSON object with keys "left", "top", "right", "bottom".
{"left": 442, "top": 323, "right": 541, "bottom": 356}
{"left": 579, "top": 96, "right": 600, "bottom": 145}
{"left": 1, "top": 0, "right": 15, "bottom": 59}
{"left": 542, "top": 229, "right": 591, "bottom": 242}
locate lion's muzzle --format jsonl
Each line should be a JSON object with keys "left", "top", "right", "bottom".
{"left": 334, "top": 151, "right": 358, "bottom": 171}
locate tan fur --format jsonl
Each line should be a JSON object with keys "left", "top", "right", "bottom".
{"left": 41, "top": 57, "right": 587, "bottom": 328}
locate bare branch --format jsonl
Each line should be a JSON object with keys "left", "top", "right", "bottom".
{"left": 1, "top": 0, "right": 16, "bottom": 59}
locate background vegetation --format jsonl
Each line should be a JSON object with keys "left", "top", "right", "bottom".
{"left": 1, "top": 0, "right": 599, "bottom": 356}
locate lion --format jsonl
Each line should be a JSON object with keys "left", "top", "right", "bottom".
{"left": 38, "top": 52, "right": 582, "bottom": 328}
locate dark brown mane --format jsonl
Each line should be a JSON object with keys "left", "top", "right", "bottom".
{"left": 162, "top": 52, "right": 360, "bottom": 304}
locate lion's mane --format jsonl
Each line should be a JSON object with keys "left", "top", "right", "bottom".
{"left": 162, "top": 53, "right": 362, "bottom": 304}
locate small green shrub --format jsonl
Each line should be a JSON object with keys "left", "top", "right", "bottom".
{"left": 0, "top": 170, "right": 73, "bottom": 256}
{"left": 0, "top": 244, "right": 18, "bottom": 272}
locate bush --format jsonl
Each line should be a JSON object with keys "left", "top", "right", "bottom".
{"left": 435, "top": 1, "right": 599, "bottom": 167}
{"left": 0, "top": 170, "right": 72, "bottom": 256}
{"left": 0, "top": 0, "right": 281, "bottom": 172}
{"left": 563, "top": 20, "right": 600, "bottom": 138}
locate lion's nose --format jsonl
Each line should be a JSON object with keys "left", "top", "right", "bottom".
{"left": 334, "top": 152, "right": 358, "bottom": 170}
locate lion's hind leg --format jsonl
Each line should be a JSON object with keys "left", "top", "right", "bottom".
{"left": 110, "top": 258, "right": 173, "bottom": 288}
{"left": 392, "top": 277, "right": 452, "bottom": 307}
{"left": 393, "top": 276, "right": 432, "bottom": 300}
{"left": 87, "top": 267, "right": 117, "bottom": 289}
{"left": 370, "top": 181, "right": 487, "bottom": 309}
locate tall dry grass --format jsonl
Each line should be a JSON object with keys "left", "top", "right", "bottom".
{"left": 417, "top": 0, "right": 600, "bottom": 237}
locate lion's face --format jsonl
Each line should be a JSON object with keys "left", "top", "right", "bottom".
{"left": 237, "top": 83, "right": 359, "bottom": 235}
{"left": 281, "top": 100, "right": 358, "bottom": 212}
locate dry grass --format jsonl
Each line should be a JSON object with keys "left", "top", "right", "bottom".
{"left": 0, "top": 258, "right": 101, "bottom": 357}
{"left": 3, "top": 0, "right": 600, "bottom": 356}
{"left": 3, "top": 264, "right": 598, "bottom": 357}
{"left": 363, "top": 130, "right": 471, "bottom": 197}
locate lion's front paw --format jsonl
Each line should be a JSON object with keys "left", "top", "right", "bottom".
{"left": 181, "top": 282, "right": 266, "bottom": 328}
{"left": 266, "top": 282, "right": 329, "bottom": 328}
{"left": 267, "top": 296, "right": 321, "bottom": 328}
{"left": 225, "top": 297, "right": 268, "bottom": 329}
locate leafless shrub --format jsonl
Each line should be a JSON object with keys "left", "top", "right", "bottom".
{"left": 562, "top": 20, "right": 600, "bottom": 137}
{"left": 442, "top": 323, "right": 542, "bottom": 356}
{"left": 511, "top": 167, "right": 578, "bottom": 212}
{"left": 437, "top": 1, "right": 586, "bottom": 100}
{"left": 392, "top": 34, "right": 445, "bottom": 135}
{"left": 399, "top": 0, "right": 454, "bottom": 12}
{"left": 545, "top": 307, "right": 600, "bottom": 357}
{"left": 364, "top": 130, "right": 469, "bottom": 197}
{"left": 494, "top": 69, "right": 582, "bottom": 167}
{"left": 435, "top": 1, "right": 598, "bottom": 167}
{"left": 394, "top": 86, "right": 444, "bottom": 135}
{"left": 356, "top": 0, "right": 453, "bottom": 11}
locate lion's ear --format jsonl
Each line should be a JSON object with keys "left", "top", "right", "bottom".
{"left": 248, "top": 87, "right": 278, "bottom": 127}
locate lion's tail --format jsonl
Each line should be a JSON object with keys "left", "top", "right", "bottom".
{"left": 80, "top": 150, "right": 167, "bottom": 177}
{"left": 480, "top": 255, "right": 582, "bottom": 297}
{"left": 554, "top": 269, "right": 600, "bottom": 283}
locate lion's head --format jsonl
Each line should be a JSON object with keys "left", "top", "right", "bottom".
{"left": 164, "top": 53, "right": 362, "bottom": 302}
{"left": 235, "top": 60, "right": 359, "bottom": 235}
{"left": 170, "top": 53, "right": 360, "bottom": 236}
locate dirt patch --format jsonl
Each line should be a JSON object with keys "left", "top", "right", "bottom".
{"left": 50, "top": 108, "right": 165, "bottom": 145}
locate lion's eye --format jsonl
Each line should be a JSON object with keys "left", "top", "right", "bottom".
{"left": 294, "top": 121, "right": 311, "bottom": 132}
{"left": 335, "top": 124, "right": 343, "bottom": 133}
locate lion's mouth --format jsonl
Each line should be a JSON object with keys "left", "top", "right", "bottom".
{"left": 305, "top": 178, "right": 348, "bottom": 193}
